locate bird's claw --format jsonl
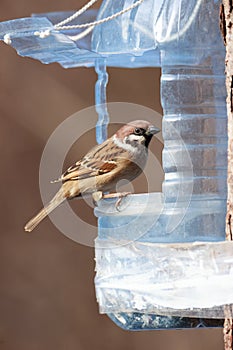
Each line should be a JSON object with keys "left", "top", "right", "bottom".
{"left": 105, "top": 192, "right": 131, "bottom": 211}
{"left": 114, "top": 192, "right": 131, "bottom": 211}
{"left": 92, "top": 191, "right": 131, "bottom": 211}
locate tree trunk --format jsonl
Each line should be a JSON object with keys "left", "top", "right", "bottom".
{"left": 220, "top": 2, "right": 233, "bottom": 349}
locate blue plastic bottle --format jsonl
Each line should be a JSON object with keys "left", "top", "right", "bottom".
{"left": 92, "top": 0, "right": 227, "bottom": 330}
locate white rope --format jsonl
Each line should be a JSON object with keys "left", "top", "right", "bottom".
{"left": 33, "top": 0, "right": 144, "bottom": 39}
{"left": 55, "top": 0, "right": 145, "bottom": 30}
{"left": 54, "top": 0, "right": 99, "bottom": 29}
{"left": 3, "top": 0, "right": 202, "bottom": 47}
{"left": 67, "top": 25, "right": 95, "bottom": 42}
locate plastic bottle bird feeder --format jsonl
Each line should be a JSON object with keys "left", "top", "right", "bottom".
{"left": 1, "top": 0, "right": 232, "bottom": 330}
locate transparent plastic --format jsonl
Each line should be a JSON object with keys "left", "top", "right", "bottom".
{"left": 93, "top": 0, "right": 227, "bottom": 330}
{"left": 0, "top": 11, "right": 99, "bottom": 68}
{"left": 95, "top": 195, "right": 233, "bottom": 317}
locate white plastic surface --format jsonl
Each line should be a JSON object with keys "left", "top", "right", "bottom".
{"left": 95, "top": 238, "right": 233, "bottom": 318}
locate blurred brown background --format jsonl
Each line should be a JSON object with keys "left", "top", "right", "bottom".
{"left": 0, "top": 1, "right": 224, "bottom": 349}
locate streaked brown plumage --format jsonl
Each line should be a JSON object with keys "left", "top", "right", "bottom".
{"left": 24, "top": 120, "right": 159, "bottom": 232}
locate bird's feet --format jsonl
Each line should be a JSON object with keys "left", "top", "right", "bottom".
{"left": 92, "top": 191, "right": 131, "bottom": 211}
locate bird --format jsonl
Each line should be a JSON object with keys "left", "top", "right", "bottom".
{"left": 24, "top": 120, "right": 160, "bottom": 232}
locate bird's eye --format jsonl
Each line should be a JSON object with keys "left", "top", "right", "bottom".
{"left": 134, "top": 127, "right": 145, "bottom": 135}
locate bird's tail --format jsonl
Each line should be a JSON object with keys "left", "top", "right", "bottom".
{"left": 24, "top": 189, "right": 66, "bottom": 232}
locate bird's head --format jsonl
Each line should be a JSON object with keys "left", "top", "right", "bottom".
{"left": 114, "top": 120, "right": 160, "bottom": 151}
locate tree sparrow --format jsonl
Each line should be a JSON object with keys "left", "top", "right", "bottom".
{"left": 24, "top": 120, "right": 160, "bottom": 232}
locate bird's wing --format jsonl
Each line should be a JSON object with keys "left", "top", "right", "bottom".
{"left": 57, "top": 138, "right": 121, "bottom": 183}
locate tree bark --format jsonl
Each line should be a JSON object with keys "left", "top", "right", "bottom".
{"left": 220, "top": 2, "right": 233, "bottom": 349}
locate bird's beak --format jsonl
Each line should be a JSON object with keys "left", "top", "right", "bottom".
{"left": 147, "top": 126, "right": 160, "bottom": 135}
